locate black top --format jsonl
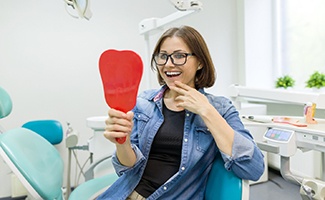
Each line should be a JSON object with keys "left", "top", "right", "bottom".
{"left": 135, "top": 101, "right": 185, "bottom": 197}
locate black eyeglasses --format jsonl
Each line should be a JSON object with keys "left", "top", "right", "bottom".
{"left": 153, "top": 52, "right": 195, "bottom": 66}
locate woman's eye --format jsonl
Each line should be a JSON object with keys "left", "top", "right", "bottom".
{"left": 159, "top": 54, "right": 168, "bottom": 59}
{"left": 174, "top": 53, "right": 185, "bottom": 59}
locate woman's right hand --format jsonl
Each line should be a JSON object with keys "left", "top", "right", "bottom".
{"left": 103, "top": 108, "right": 134, "bottom": 145}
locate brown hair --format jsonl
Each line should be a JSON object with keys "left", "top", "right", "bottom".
{"left": 151, "top": 25, "right": 216, "bottom": 89}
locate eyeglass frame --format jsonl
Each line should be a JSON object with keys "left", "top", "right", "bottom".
{"left": 153, "top": 52, "right": 195, "bottom": 66}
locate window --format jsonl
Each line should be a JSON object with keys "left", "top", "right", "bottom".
{"left": 276, "top": 0, "right": 325, "bottom": 89}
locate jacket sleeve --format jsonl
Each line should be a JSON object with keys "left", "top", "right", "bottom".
{"left": 111, "top": 144, "right": 146, "bottom": 176}
{"left": 218, "top": 97, "right": 265, "bottom": 181}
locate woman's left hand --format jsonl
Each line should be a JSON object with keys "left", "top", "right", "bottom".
{"left": 169, "top": 81, "right": 211, "bottom": 115}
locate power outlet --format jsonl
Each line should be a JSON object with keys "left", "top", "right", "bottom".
{"left": 11, "top": 173, "right": 28, "bottom": 197}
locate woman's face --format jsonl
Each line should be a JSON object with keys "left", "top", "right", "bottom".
{"left": 157, "top": 36, "right": 200, "bottom": 88}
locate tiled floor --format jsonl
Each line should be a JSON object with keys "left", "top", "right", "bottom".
{"left": 250, "top": 168, "right": 301, "bottom": 200}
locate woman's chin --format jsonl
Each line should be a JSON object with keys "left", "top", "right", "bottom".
{"left": 165, "top": 81, "right": 177, "bottom": 88}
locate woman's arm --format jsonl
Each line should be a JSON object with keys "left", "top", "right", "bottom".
{"left": 170, "top": 81, "right": 264, "bottom": 180}
{"left": 197, "top": 104, "right": 235, "bottom": 156}
{"left": 104, "top": 109, "right": 137, "bottom": 167}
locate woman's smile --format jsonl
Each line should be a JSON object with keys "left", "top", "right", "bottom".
{"left": 165, "top": 71, "right": 182, "bottom": 78}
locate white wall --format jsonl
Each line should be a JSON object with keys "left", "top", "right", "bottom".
{"left": 237, "top": 0, "right": 274, "bottom": 88}
{"left": 0, "top": 0, "right": 240, "bottom": 197}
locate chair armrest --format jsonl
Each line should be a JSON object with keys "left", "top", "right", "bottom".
{"left": 242, "top": 179, "right": 250, "bottom": 200}
{"left": 84, "top": 155, "right": 112, "bottom": 181}
{"left": 69, "top": 173, "right": 118, "bottom": 200}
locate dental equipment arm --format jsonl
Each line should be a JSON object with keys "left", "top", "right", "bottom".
{"left": 139, "top": 0, "right": 202, "bottom": 35}
{"left": 63, "top": 0, "right": 92, "bottom": 20}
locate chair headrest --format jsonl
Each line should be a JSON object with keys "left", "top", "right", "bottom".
{"left": 0, "top": 87, "right": 13, "bottom": 119}
{"left": 22, "top": 120, "right": 63, "bottom": 145}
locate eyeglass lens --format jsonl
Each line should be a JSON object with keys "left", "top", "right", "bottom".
{"left": 154, "top": 53, "right": 193, "bottom": 66}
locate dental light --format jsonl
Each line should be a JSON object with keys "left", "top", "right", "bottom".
{"left": 139, "top": 0, "right": 203, "bottom": 35}
{"left": 170, "top": 0, "right": 203, "bottom": 11}
{"left": 64, "top": 0, "right": 92, "bottom": 20}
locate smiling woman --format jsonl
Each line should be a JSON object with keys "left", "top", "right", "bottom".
{"left": 150, "top": 26, "right": 216, "bottom": 89}
{"left": 153, "top": 36, "right": 201, "bottom": 89}
{"left": 97, "top": 25, "right": 264, "bottom": 200}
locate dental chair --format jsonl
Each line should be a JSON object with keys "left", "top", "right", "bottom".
{"left": 0, "top": 86, "right": 249, "bottom": 200}
{"left": 0, "top": 129, "right": 249, "bottom": 200}
{"left": 69, "top": 152, "right": 250, "bottom": 200}
{"left": 0, "top": 86, "right": 65, "bottom": 199}
{"left": 0, "top": 128, "right": 65, "bottom": 200}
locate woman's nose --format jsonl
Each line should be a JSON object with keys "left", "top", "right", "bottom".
{"left": 165, "top": 56, "right": 174, "bottom": 66}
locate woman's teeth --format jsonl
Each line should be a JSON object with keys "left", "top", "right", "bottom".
{"left": 165, "top": 71, "right": 181, "bottom": 77}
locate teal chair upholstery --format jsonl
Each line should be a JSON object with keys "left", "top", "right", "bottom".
{"left": 22, "top": 120, "right": 63, "bottom": 145}
{"left": 205, "top": 153, "right": 249, "bottom": 200}
{"left": 0, "top": 86, "right": 12, "bottom": 119}
{"left": 0, "top": 128, "right": 64, "bottom": 200}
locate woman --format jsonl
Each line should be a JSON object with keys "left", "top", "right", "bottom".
{"left": 97, "top": 25, "right": 264, "bottom": 200}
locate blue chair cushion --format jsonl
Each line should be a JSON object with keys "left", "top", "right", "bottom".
{"left": 22, "top": 120, "right": 63, "bottom": 145}
{"left": 205, "top": 153, "right": 242, "bottom": 200}
{"left": 0, "top": 128, "right": 64, "bottom": 199}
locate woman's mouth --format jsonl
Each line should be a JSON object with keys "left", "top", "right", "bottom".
{"left": 165, "top": 71, "right": 181, "bottom": 77}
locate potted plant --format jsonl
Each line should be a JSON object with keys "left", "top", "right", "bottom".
{"left": 275, "top": 75, "right": 295, "bottom": 89}
{"left": 305, "top": 71, "right": 325, "bottom": 89}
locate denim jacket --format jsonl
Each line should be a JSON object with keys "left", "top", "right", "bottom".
{"left": 97, "top": 86, "right": 264, "bottom": 200}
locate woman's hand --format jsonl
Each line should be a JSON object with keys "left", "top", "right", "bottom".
{"left": 169, "top": 81, "right": 212, "bottom": 116}
{"left": 103, "top": 109, "right": 134, "bottom": 145}
{"left": 171, "top": 81, "right": 235, "bottom": 156}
